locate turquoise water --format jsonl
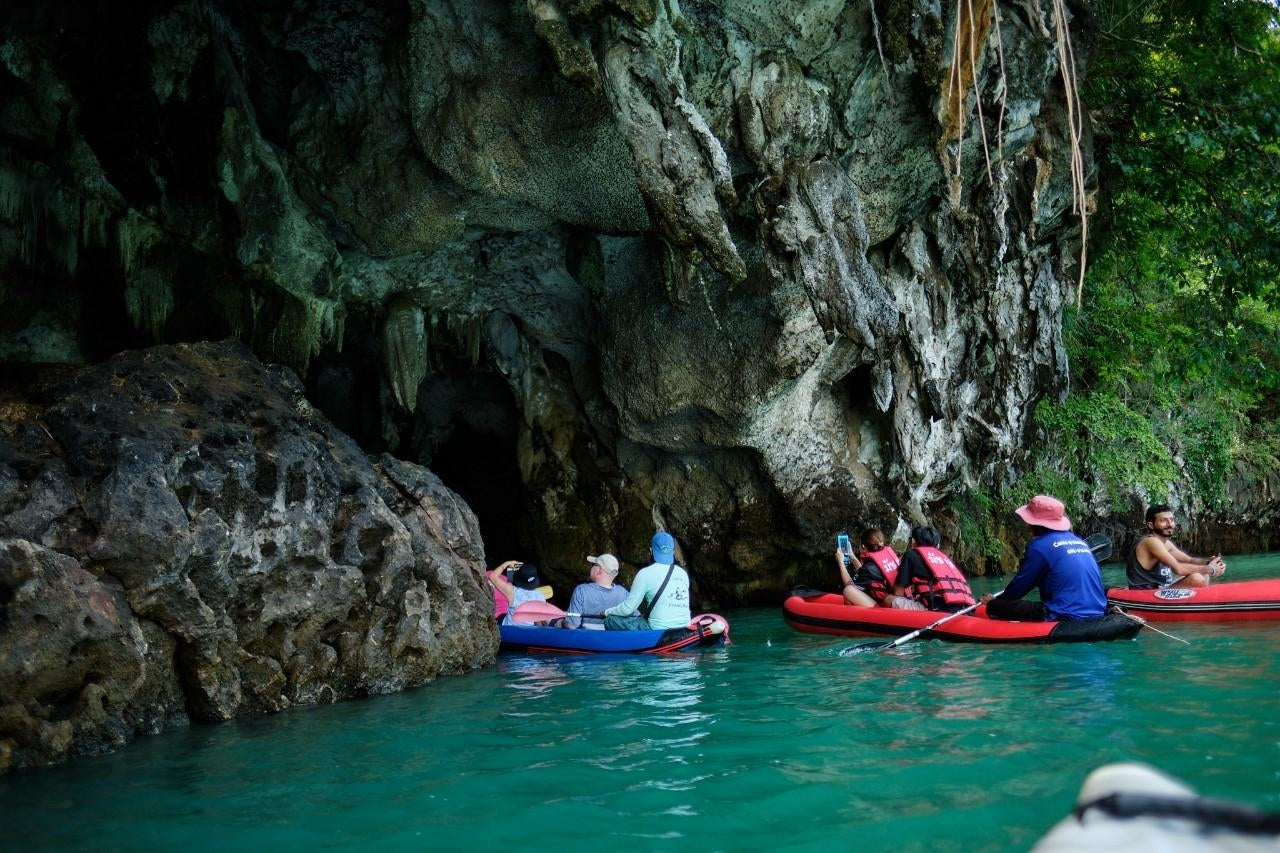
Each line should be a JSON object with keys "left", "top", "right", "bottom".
{"left": 5, "top": 554, "right": 1279, "bottom": 852}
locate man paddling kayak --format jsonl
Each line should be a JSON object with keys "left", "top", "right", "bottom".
{"left": 1127, "top": 504, "right": 1227, "bottom": 589}
{"left": 986, "top": 494, "right": 1108, "bottom": 621}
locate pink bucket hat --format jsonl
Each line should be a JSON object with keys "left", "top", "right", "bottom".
{"left": 1015, "top": 495, "right": 1072, "bottom": 531}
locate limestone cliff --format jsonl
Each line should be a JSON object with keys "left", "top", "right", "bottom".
{"left": 2, "top": 4, "right": 1089, "bottom": 605}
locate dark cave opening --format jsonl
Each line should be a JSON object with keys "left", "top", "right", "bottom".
{"left": 304, "top": 313, "right": 529, "bottom": 567}
{"left": 412, "top": 371, "right": 528, "bottom": 567}
{"left": 429, "top": 419, "right": 524, "bottom": 567}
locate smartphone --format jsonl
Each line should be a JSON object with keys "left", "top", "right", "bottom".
{"left": 836, "top": 532, "right": 854, "bottom": 565}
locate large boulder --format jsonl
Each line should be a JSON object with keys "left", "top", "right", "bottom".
{"left": 0, "top": 341, "right": 496, "bottom": 772}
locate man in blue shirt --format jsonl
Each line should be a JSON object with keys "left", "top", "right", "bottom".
{"left": 986, "top": 494, "right": 1108, "bottom": 621}
{"left": 563, "top": 554, "right": 635, "bottom": 629}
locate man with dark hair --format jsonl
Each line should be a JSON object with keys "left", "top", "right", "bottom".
{"left": 986, "top": 494, "right": 1107, "bottom": 621}
{"left": 1127, "top": 505, "right": 1226, "bottom": 589}
{"left": 892, "top": 525, "right": 976, "bottom": 611}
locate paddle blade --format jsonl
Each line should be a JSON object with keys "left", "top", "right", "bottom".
{"left": 1086, "top": 533, "right": 1114, "bottom": 562}
{"left": 509, "top": 601, "right": 567, "bottom": 623}
{"left": 839, "top": 641, "right": 891, "bottom": 656}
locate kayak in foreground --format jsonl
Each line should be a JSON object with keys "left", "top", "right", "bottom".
{"left": 1033, "top": 761, "right": 1280, "bottom": 851}
{"left": 1107, "top": 578, "right": 1280, "bottom": 622}
{"left": 499, "top": 613, "right": 731, "bottom": 655}
{"left": 783, "top": 593, "right": 1140, "bottom": 644}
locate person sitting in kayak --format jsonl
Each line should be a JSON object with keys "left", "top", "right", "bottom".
{"left": 488, "top": 560, "right": 548, "bottom": 625}
{"left": 602, "top": 531, "right": 691, "bottom": 630}
{"left": 892, "top": 526, "right": 976, "bottom": 612}
{"left": 985, "top": 494, "right": 1108, "bottom": 621}
{"left": 836, "top": 527, "right": 924, "bottom": 610}
{"left": 1127, "top": 504, "right": 1227, "bottom": 589}
{"left": 561, "top": 553, "right": 636, "bottom": 629}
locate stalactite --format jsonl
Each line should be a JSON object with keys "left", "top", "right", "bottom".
{"left": 382, "top": 296, "right": 428, "bottom": 411}
{"left": 118, "top": 209, "right": 173, "bottom": 338}
{"left": 0, "top": 165, "right": 83, "bottom": 276}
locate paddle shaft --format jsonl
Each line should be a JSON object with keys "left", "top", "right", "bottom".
{"left": 876, "top": 591, "right": 1001, "bottom": 652}
{"left": 1113, "top": 609, "right": 1191, "bottom": 644}
{"left": 509, "top": 601, "right": 608, "bottom": 623}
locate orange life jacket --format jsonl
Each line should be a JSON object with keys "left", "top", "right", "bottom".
{"left": 859, "top": 546, "right": 901, "bottom": 600}
{"left": 908, "top": 546, "right": 976, "bottom": 608}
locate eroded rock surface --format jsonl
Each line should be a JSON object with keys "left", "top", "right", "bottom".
{"left": 0, "top": 341, "right": 495, "bottom": 771}
{"left": 7, "top": 1, "right": 1256, "bottom": 611}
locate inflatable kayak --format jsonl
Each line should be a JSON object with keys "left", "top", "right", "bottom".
{"left": 499, "top": 613, "right": 730, "bottom": 655}
{"left": 783, "top": 593, "right": 1140, "bottom": 644}
{"left": 1033, "top": 761, "right": 1280, "bottom": 851}
{"left": 1107, "top": 579, "right": 1280, "bottom": 622}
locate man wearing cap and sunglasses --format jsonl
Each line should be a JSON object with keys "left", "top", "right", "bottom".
{"left": 985, "top": 494, "right": 1108, "bottom": 622}
{"left": 562, "top": 554, "right": 637, "bottom": 629}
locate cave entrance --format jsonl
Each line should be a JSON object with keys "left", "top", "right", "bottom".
{"left": 416, "top": 372, "right": 527, "bottom": 565}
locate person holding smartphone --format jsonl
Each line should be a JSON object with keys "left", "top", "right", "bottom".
{"left": 836, "top": 528, "right": 924, "bottom": 609}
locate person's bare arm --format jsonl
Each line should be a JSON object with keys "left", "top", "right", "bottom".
{"left": 836, "top": 550, "right": 875, "bottom": 606}
{"left": 1139, "top": 539, "right": 1223, "bottom": 577}
{"left": 488, "top": 560, "right": 521, "bottom": 600}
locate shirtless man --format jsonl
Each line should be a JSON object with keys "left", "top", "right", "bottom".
{"left": 1127, "top": 504, "right": 1227, "bottom": 589}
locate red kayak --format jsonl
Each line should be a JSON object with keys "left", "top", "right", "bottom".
{"left": 783, "top": 593, "right": 1139, "bottom": 644}
{"left": 1107, "top": 579, "right": 1280, "bottom": 622}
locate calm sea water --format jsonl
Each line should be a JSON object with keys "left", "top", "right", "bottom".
{"left": 5, "top": 555, "right": 1279, "bottom": 852}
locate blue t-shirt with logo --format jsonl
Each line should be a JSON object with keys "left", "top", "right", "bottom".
{"left": 1004, "top": 530, "right": 1107, "bottom": 619}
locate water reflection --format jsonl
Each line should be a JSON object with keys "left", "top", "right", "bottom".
{"left": 4, "top": 581, "right": 1279, "bottom": 853}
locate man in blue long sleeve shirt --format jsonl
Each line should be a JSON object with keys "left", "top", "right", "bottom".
{"left": 986, "top": 494, "right": 1108, "bottom": 621}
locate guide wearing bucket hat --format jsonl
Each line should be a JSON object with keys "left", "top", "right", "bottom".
{"left": 602, "top": 531, "right": 691, "bottom": 631}
{"left": 562, "top": 553, "right": 636, "bottom": 630}
{"left": 985, "top": 495, "right": 1109, "bottom": 622}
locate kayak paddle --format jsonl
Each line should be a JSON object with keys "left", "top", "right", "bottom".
{"left": 508, "top": 601, "right": 605, "bottom": 624}
{"left": 841, "top": 592, "right": 1002, "bottom": 655}
{"left": 1086, "top": 532, "right": 1114, "bottom": 561}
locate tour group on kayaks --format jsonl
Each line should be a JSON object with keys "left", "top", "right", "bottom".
{"left": 785, "top": 498, "right": 1280, "bottom": 647}
{"left": 489, "top": 533, "right": 732, "bottom": 656}
{"left": 491, "top": 502, "right": 1278, "bottom": 655}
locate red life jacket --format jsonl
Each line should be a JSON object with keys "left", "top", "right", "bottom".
{"left": 908, "top": 546, "right": 976, "bottom": 608}
{"left": 859, "top": 546, "right": 901, "bottom": 599}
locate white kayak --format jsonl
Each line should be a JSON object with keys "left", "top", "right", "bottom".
{"left": 1034, "top": 762, "right": 1280, "bottom": 852}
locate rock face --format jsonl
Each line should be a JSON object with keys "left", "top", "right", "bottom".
{"left": 0, "top": 341, "right": 496, "bottom": 771}
{"left": 2, "top": 2, "right": 1107, "bottom": 598}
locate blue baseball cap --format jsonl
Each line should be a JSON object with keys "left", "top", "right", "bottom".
{"left": 651, "top": 531, "right": 676, "bottom": 563}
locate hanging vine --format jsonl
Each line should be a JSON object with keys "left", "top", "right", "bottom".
{"left": 941, "top": 0, "right": 1089, "bottom": 305}
{"left": 1049, "top": 0, "right": 1089, "bottom": 305}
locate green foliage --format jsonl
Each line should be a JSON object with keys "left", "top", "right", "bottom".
{"left": 1014, "top": 0, "right": 1280, "bottom": 520}
{"left": 1087, "top": 0, "right": 1280, "bottom": 308}
{"left": 1034, "top": 393, "right": 1178, "bottom": 509}
{"left": 949, "top": 490, "right": 1005, "bottom": 561}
